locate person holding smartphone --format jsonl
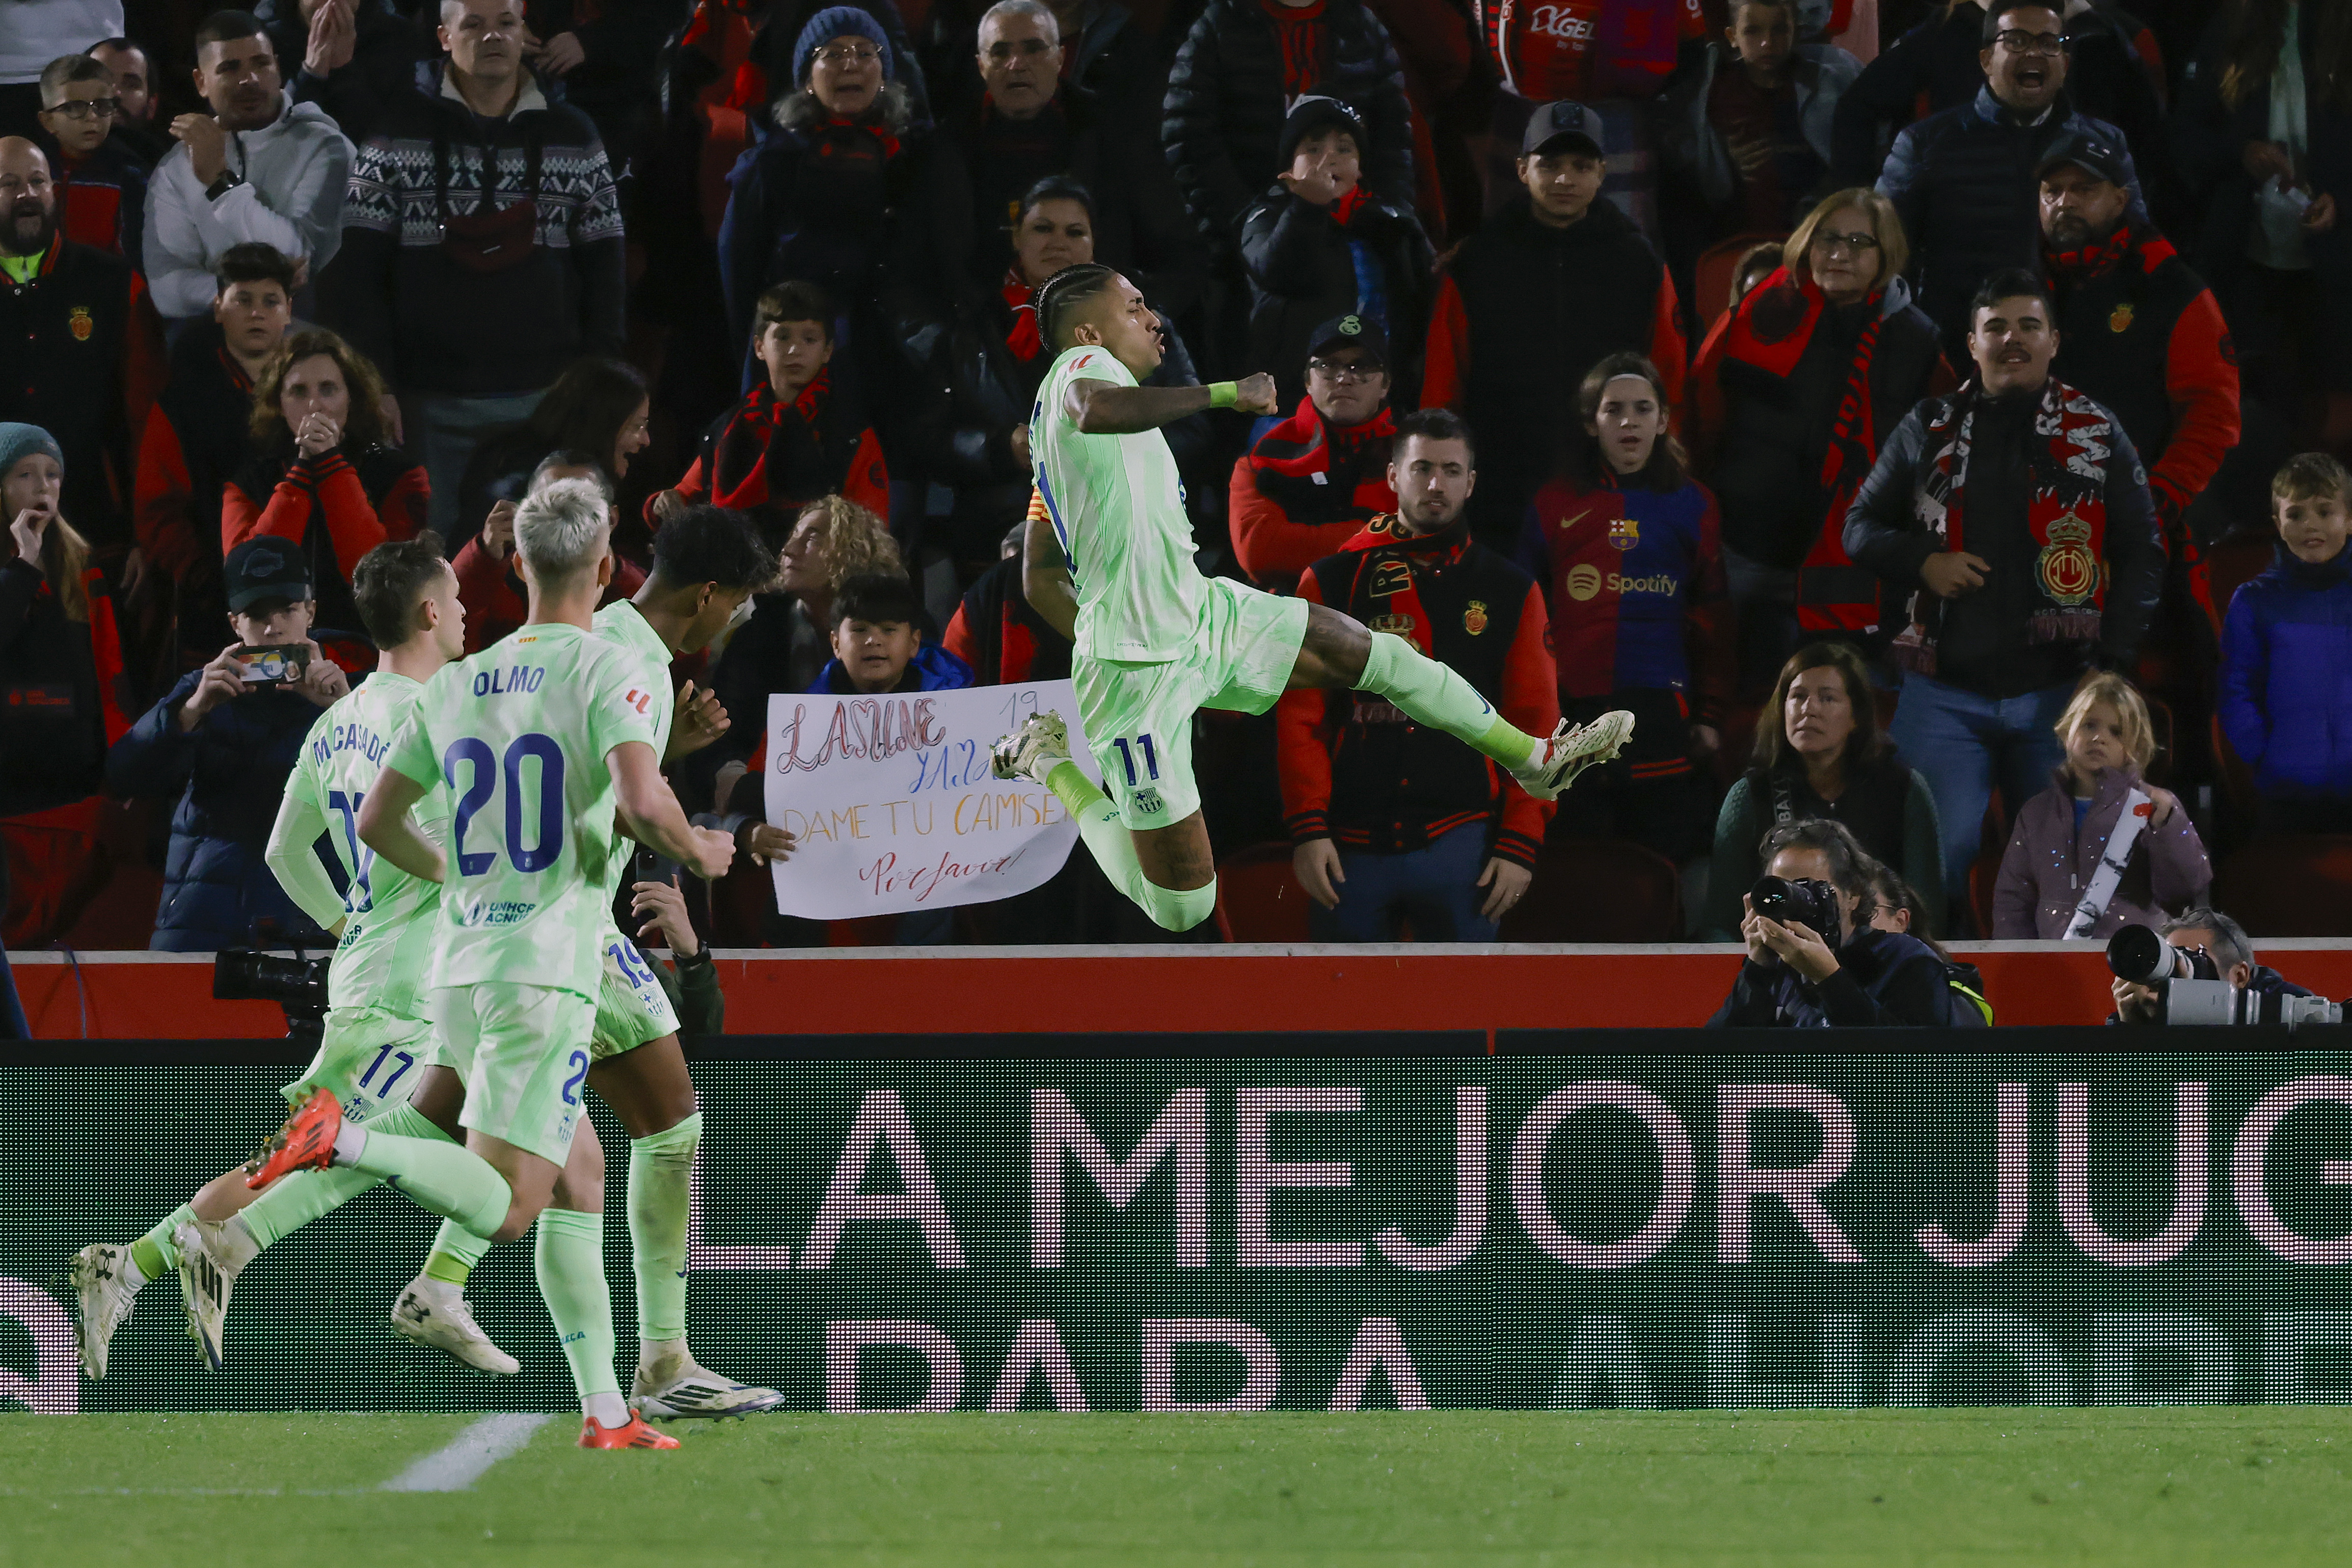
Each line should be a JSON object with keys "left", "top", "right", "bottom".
{"left": 105, "top": 534, "right": 351, "bottom": 951}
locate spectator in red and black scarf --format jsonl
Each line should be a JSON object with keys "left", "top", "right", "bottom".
{"left": 1278, "top": 408, "right": 1558, "bottom": 940}
{"left": 1691, "top": 188, "right": 1952, "bottom": 693}
{"left": 652, "top": 279, "right": 889, "bottom": 538}
{"left": 222, "top": 328, "right": 427, "bottom": 638}
{"left": 914, "top": 177, "right": 1207, "bottom": 580}
{"left": 2036, "top": 132, "right": 2238, "bottom": 629}
{"left": 1526, "top": 353, "right": 1732, "bottom": 865}
{"left": 452, "top": 453, "right": 646, "bottom": 654}
{"left": 943, "top": 511, "right": 1071, "bottom": 684}
{"left": 1231, "top": 313, "right": 1400, "bottom": 587}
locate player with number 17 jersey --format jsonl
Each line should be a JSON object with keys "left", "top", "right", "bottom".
{"left": 274, "top": 671, "right": 450, "bottom": 1121}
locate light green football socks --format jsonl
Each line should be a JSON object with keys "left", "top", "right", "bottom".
{"left": 130, "top": 1203, "right": 196, "bottom": 1281}
{"left": 1357, "top": 630, "right": 1537, "bottom": 769}
{"left": 535, "top": 1206, "right": 620, "bottom": 1404}
{"left": 1045, "top": 762, "right": 1216, "bottom": 932}
{"left": 242, "top": 1104, "right": 454, "bottom": 1249}
{"left": 341, "top": 1126, "right": 511, "bottom": 1238}
{"left": 628, "top": 1114, "right": 701, "bottom": 1345}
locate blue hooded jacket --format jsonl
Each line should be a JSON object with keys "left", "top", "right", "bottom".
{"left": 2220, "top": 542, "right": 2352, "bottom": 800}
{"left": 810, "top": 641, "right": 976, "bottom": 695}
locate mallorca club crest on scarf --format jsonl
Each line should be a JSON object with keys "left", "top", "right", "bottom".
{"left": 1608, "top": 514, "right": 1639, "bottom": 550}
{"left": 2037, "top": 510, "right": 2099, "bottom": 606}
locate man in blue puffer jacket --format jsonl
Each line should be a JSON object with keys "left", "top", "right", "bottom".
{"left": 2220, "top": 453, "right": 2352, "bottom": 833}
{"left": 1877, "top": 0, "right": 2145, "bottom": 360}
{"left": 105, "top": 537, "right": 349, "bottom": 950}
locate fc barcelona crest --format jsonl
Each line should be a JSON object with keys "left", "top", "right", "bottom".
{"left": 2037, "top": 510, "right": 2099, "bottom": 606}
{"left": 1609, "top": 515, "right": 1639, "bottom": 550}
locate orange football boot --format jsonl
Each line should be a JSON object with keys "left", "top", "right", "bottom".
{"left": 245, "top": 1087, "right": 342, "bottom": 1189}
{"left": 579, "top": 1414, "right": 681, "bottom": 1450}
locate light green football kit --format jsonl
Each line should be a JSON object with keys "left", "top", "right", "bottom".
{"left": 268, "top": 672, "right": 449, "bottom": 1124}
{"left": 1032, "top": 344, "right": 1309, "bottom": 831}
{"left": 385, "top": 623, "right": 662, "bottom": 1166}
{"left": 586, "top": 601, "right": 682, "bottom": 1061}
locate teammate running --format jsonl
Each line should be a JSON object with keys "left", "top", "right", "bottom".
{"left": 69, "top": 535, "right": 470, "bottom": 1379}
{"left": 154, "top": 507, "right": 782, "bottom": 1420}
{"left": 366, "top": 500, "right": 782, "bottom": 1419}
{"left": 995, "top": 265, "right": 1632, "bottom": 929}
{"left": 247, "top": 478, "right": 735, "bottom": 1450}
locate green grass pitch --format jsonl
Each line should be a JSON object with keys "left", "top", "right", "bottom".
{"left": 6, "top": 1407, "right": 2352, "bottom": 1566}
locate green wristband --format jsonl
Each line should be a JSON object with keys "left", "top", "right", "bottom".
{"left": 1208, "top": 382, "right": 1239, "bottom": 409}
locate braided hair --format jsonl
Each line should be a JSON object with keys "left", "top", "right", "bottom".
{"left": 1034, "top": 263, "right": 1121, "bottom": 350}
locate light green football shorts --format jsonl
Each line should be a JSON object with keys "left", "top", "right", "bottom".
{"left": 588, "top": 925, "right": 681, "bottom": 1062}
{"left": 433, "top": 982, "right": 596, "bottom": 1167}
{"left": 284, "top": 1004, "right": 437, "bottom": 1126}
{"left": 1075, "top": 575, "right": 1310, "bottom": 831}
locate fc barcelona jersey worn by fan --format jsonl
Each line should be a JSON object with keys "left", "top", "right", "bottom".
{"left": 1524, "top": 472, "right": 1731, "bottom": 721}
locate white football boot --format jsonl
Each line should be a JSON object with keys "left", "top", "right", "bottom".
{"left": 1510, "top": 710, "right": 1637, "bottom": 801}
{"left": 173, "top": 1216, "right": 260, "bottom": 1371}
{"left": 389, "top": 1275, "right": 520, "bottom": 1376}
{"left": 68, "top": 1242, "right": 143, "bottom": 1380}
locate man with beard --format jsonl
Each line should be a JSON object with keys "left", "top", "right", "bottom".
{"left": 1842, "top": 268, "right": 2166, "bottom": 922}
{"left": 0, "top": 135, "right": 163, "bottom": 573}
{"left": 2038, "top": 130, "right": 2239, "bottom": 624}
{"left": 145, "top": 11, "right": 352, "bottom": 321}
{"left": 1877, "top": 2, "right": 2147, "bottom": 361}
{"left": 1274, "top": 408, "right": 1559, "bottom": 941}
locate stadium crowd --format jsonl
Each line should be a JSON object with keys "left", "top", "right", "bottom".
{"left": 0, "top": 0, "right": 2347, "bottom": 956}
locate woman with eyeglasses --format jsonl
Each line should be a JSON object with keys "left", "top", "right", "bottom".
{"left": 718, "top": 6, "right": 966, "bottom": 413}
{"left": 1690, "top": 187, "right": 1951, "bottom": 694}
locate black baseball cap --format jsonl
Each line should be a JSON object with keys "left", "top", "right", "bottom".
{"left": 2034, "top": 130, "right": 2128, "bottom": 187}
{"left": 1278, "top": 94, "right": 1367, "bottom": 170}
{"left": 224, "top": 536, "right": 312, "bottom": 612}
{"left": 1306, "top": 314, "right": 1388, "bottom": 367}
{"left": 1522, "top": 100, "right": 1605, "bottom": 159}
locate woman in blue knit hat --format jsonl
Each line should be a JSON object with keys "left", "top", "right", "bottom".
{"left": 0, "top": 423, "right": 131, "bottom": 945}
{"left": 716, "top": 3, "right": 968, "bottom": 436}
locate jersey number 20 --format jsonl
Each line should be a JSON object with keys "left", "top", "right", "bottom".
{"left": 445, "top": 734, "right": 567, "bottom": 877}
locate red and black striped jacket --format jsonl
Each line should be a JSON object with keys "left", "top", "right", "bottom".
{"left": 1278, "top": 519, "right": 1558, "bottom": 869}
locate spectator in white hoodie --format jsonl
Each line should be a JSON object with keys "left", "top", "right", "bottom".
{"left": 143, "top": 10, "right": 350, "bottom": 320}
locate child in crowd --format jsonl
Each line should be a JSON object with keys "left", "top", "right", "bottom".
{"left": 650, "top": 280, "right": 888, "bottom": 528}
{"left": 810, "top": 571, "right": 972, "bottom": 696}
{"left": 1664, "top": 0, "right": 1855, "bottom": 237}
{"left": 35, "top": 53, "right": 147, "bottom": 269}
{"left": 1239, "top": 96, "right": 1432, "bottom": 411}
{"left": 2220, "top": 453, "right": 2352, "bottom": 832}
{"left": 1522, "top": 352, "right": 1729, "bottom": 864}
{"left": 1991, "top": 671, "right": 2211, "bottom": 939}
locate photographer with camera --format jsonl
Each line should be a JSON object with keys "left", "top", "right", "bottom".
{"left": 105, "top": 534, "right": 348, "bottom": 951}
{"left": 2106, "top": 908, "right": 2330, "bottom": 1027}
{"left": 1709, "top": 817, "right": 1958, "bottom": 1027}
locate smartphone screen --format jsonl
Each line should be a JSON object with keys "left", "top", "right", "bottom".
{"left": 233, "top": 644, "right": 311, "bottom": 685}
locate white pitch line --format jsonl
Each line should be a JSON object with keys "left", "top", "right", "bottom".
{"left": 380, "top": 1413, "right": 552, "bottom": 1493}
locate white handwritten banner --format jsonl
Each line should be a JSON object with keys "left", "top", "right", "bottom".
{"left": 763, "top": 683, "right": 1098, "bottom": 920}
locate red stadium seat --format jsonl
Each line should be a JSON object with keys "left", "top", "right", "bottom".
{"left": 1213, "top": 842, "right": 1315, "bottom": 943}
{"left": 2213, "top": 835, "right": 2352, "bottom": 937}
{"left": 1500, "top": 836, "right": 1681, "bottom": 941}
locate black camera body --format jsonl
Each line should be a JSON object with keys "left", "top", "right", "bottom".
{"left": 214, "top": 949, "right": 331, "bottom": 1045}
{"left": 1751, "top": 875, "right": 1843, "bottom": 941}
